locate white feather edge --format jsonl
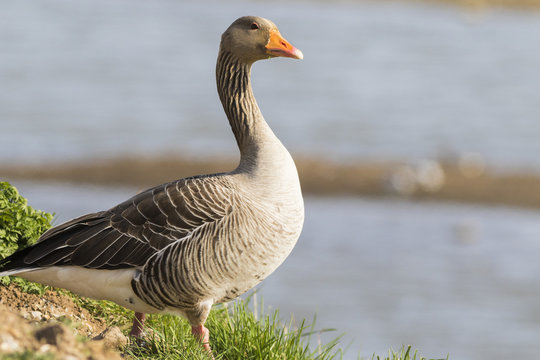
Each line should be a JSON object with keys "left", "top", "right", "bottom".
{"left": 2, "top": 266, "right": 158, "bottom": 314}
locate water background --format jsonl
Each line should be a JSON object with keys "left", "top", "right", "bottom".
{"left": 2, "top": 0, "right": 540, "bottom": 171}
{"left": 3, "top": 1, "right": 540, "bottom": 359}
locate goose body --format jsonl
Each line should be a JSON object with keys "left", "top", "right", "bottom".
{"left": 0, "top": 16, "right": 304, "bottom": 350}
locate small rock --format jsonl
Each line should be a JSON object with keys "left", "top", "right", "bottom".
{"left": 39, "top": 344, "right": 52, "bottom": 353}
{"left": 92, "top": 326, "right": 128, "bottom": 349}
{"left": 0, "top": 333, "right": 20, "bottom": 352}
{"left": 20, "top": 311, "right": 30, "bottom": 320}
{"left": 30, "top": 311, "right": 43, "bottom": 320}
{"left": 35, "top": 324, "right": 65, "bottom": 346}
{"left": 49, "top": 306, "right": 64, "bottom": 318}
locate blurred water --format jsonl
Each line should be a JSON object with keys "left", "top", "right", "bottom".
{"left": 3, "top": 1, "right": 540, "bottom": 359}
{"left": 11, "top": 181, "right": 540, "bottom": 360}
{"left": 1, "top": 0, "right": 540, "bottom": 170}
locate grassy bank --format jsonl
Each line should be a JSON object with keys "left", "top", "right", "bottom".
{"left": 0, "top": 281, "right": 445, "bottom": 359}
{"left": 0, "top": 281, "right": 344, "bottom": 360}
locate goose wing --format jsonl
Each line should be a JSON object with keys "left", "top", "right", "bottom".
{"left": 0, "top": 176, "right": 234, "bottom": 272}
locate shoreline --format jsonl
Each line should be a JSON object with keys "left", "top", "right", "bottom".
{"left": 3, "top": 155, "right": 540, "bottom": 210}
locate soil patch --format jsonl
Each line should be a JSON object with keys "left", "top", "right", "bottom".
{"left": 0, "top": 282, "right": 124, "bottom": 359}
{"left": 0, "top": 282, "right": 107, "bottom": 337}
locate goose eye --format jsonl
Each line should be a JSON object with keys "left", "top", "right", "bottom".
{"left": 250, "top": 22, "right": 259, "bottom": 30}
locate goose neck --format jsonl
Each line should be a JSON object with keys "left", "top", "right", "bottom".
{"left": 216, "top": 50, "right": 278, "bottom": 170}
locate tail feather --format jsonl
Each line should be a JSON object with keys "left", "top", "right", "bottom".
{"left": 0, "top": 245, "right": 41, "bottom": 276}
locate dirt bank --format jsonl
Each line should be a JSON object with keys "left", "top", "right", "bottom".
{"left": 0, "top": 282, "right": 125, "bottom": 359}
{"left": 3, "top": 155, "right": 540, "bottom": 209}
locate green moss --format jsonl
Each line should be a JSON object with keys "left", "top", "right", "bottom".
{"left": 0, "top": 182, "right": 53, "bottom": 260}
{"left": 0, "top": 182, "right": 53, "bottom": 294}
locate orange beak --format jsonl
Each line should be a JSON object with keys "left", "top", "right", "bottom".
{"left": 265, "top": 29, "right": 303, "bottom": 60}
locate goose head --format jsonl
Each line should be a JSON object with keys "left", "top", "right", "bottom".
{"left": 220, "top": 16, "right": 303, "bottom": 63}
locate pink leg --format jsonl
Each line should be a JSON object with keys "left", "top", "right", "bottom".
{"left": 130, "top": 312, "right": 146, "bottom": 337}
{"left": 191, "top": 324, "right": 212, "bottom": 353}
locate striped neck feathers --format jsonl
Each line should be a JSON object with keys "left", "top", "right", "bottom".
{"left": 216, "top": 50, "right": 277, "bottom": 168}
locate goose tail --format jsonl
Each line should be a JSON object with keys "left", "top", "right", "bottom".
{"left": 0, "top": 246, "right": 41, "bottom": 277}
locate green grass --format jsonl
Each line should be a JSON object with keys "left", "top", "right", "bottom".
{"left": 118, "top": 294, "right": 446, "bottom": 360}
{"left": 368, "top": 346, "right": 448, "bottom": 360}
{"left": 0, "top": 181, "right": 53, "bottom": 261}
{"left": 124, "top": 293, "right": 343, "bottom": 360}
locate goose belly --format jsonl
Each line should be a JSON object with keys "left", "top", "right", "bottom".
{"left": 214, "top": 214, "right": 304, "bottom": 303}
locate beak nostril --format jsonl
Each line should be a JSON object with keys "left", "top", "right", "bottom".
{"left": 281, "top": 41, "right": 287, "bottom": 47}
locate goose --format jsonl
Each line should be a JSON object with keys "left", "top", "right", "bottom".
{"left": 0, "top": 16, "right": 304, "bottom": 353}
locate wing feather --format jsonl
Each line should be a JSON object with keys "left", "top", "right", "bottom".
{"left": 65, "top": 223, "right": 110, "bottom": 246}
{"left": 85, "top": 235, "right": 132, "bottom": 268}
{"left": 35, "top": 247, "right": 73, "bottom": 266}
{"left": 0, "top": 176, "right": 236, "bottom": 274}
{"left": 71, "top": 231, "right": 124, "bottom": 266}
